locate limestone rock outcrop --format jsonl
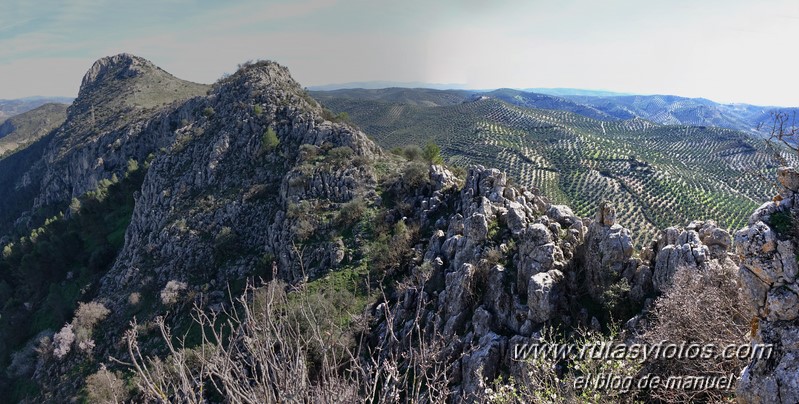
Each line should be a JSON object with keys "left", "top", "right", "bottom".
{"left": 373, "top": 167, "right": 668, "bottom": 398}
{"left": 736, "top": 167, "right": 799, "bottom": 403}
{"left": 581, "top": 201, "right": 639, "bottom": 303}
{"left": 651, "top": 220, "right": 734, "bottom": 293}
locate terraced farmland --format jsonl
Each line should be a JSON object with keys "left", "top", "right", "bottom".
{"left": 317, "top": 95, "right": 797, "bottom": 247}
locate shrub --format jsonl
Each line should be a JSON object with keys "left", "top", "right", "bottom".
{"left": 253, "top": 104, "right": 263, "bottom": 116}
{"left": 641, "top": 263, "right": 750, "bottom": 403}
{"left": 202, "top": 107, "right": 215, "bottom": 118}
{"left": 335, "top": 198, "right": 367, "bottom": 227}
{"left": 486, "top": 326, "right": 640, "bottom": 403}
{"left": 326, "top": 146, "right": 354, "bottom": 167}
{"left": 126, "top": 158, "right": 140, "bottom": 174}
{"left": 7, "top": 331, "right": 50, "bottom": 378}
{"left": 600, "top": 278, "right": 632, "bottom": 320}
{"left": 52, "top": 323, "right": 75, "bottom": 359}
{"left": 261, "top": 127, "right": 280, "bottom": 154}
{"left": 402, "top": 145, "right": 423, "bottom": 161}
{"left": 160, "top": 280, "right": 188, "bottom": 305}
{"left": 83, "top": 365, "right": 130, "bottom": 403}
{"left": 423, "top": 142, "right": 444, "bottom": 164}
{"left": 120, "top": 280, "right": 450, "bottom": 403}
{"left": 769, "top": 210, "right": 795, "bottom": 239}
{"left": 74, "top": 301, "right": 110, "bottom": 331}
{"left": 401, "top": 161, "right": 430, "bottom": 192}
{"left": 369, "top": 221, "right": 418, "bottom": 275}
{"left": 298, "top": 143, "right": 320, "bottom": 162}
{"left": 128, "top": 292, "right": 141, "bottom": 306}
{"left": 69, "top": 197, "right": 82, "bottom": 215}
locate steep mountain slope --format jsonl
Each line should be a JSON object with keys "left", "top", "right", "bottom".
{"left": 0, "top": 57, "right": 389, "bottom": 400}
{"left": 97, "top": 61, "right": 382, "bottom": 305}
{"left": 0, "top": 55, "right": 211, "bottom": 398}
{"left": 0, "top": 54, "right": 209, "bottom": 239}
{"left": 0, "top": 103, "right": 68, "bottom": 158}
{"left": 1, "top": 55, "right": 796, "bottom": 402}
{"left": 318, "top": 95, "right": 794, "bottom": 247}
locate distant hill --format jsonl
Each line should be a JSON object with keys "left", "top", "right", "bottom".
{"left": 525, "top": 88, "right": 635, "bottom": 97}
{"left": 484, "top": 89, "right": 616, "bottom": 121}
{"left": 307, "top": 80, "right": 469, "bottom": 91}
{"left": 312, "top": 88, "right": 472, "bottom": 107}
{"left": 313, "top": 87, "right": 798, "bottom": 136}
{"left": 562, "top": 94, "right": 799, "bottom": 134}
{"left": 0, "top": 97, "right": 73, "bottom": 122}
{"left": 0, "top": 103, "right": 68, "bottom": 158}
{"left": 315, "top": 91, "right": 795, "bottom": 247}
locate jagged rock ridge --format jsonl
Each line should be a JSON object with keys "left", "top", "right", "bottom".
{"left": 1, "top": 54, "right": 796, "bottom": 402}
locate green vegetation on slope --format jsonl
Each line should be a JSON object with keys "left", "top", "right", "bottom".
{"left": 0, "top": 103, "right": 68, "bottom": 159}
{"left": 317, "top": 95, "right": 793, "bottom": 247}
{"left": 0, "top": 161, "right": 145, "bottom": 400}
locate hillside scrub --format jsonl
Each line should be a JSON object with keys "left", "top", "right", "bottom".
{"left": 641, "top": 263, "right": 751, "bottom": 403}
{"left": 116, "top": 280, "right": 452, "bottom": 403}
{"left": 0, "top": 164, "right": 145, "bottom": 398}
{"left": 5, "top": 55, "right": 797, "bottom": 403}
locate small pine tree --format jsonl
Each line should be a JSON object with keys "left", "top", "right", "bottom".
{"left": 69, "top": 197, "right": 82, "bottom": 215}
{"left": 262, "top": 128, "right": 280, "bottom": 154}
{"left": 423, "top": 142, "right": 444, "bottom": 164}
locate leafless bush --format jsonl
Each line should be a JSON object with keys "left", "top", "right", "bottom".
{"left": 119, "top": 277, "right": 451, "bottom": 403}
{"left": 52, "top": 323, "right": 75, "bottom": 359}
{"left": 641, "top": 263, "right": 751, "bottom": 403}
{"left": 160, "top": 280, "right": 188, "bottom": 305}
{"left": 7, "top": 330, "right": 52, "bottom": 378}
{"left": 128, "top": 292, "right": 142, "bottom": 306}
{"left": 75, "top": 301, "right": 111, "bottom": 331}
{"left": 764, "top": 111, "right": 799, "bottom": 155}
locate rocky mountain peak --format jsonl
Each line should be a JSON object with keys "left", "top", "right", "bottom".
{"left": 79, "top": 53, "right": 155, "bottom": 92}
{"left": 210, "top": 60, "right": 312, "bottom": 111}
{"left": 220, "top": 60, "right": 295, "bottom": 89}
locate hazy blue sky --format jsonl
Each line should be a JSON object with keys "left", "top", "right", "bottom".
{"left": 1, "top": 0, "right": 798, "bottom": 105}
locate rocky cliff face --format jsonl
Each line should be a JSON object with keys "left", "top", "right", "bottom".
{"left": 33, "top": 54, "right": 208, "bottom": 213}
{"left": 24, "top": 59, "right": 388, "bottom": 399}
{"left": 98, "top": 60, "right": 381, "bottom": 308}
{"left": 368, "top": 165, "right": 655, "bottom": 398}
{"left": 735, "top": 167, "right": 799, "bottom": 403}
{"left": 3, "top": 54, "right": 797, "bottom": 402}
{"left": 0, "top": 55, "right": 208, "bottom": 239}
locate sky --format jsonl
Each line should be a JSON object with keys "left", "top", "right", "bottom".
{"left": 1, "top": 0, "right": 798, "bottom": 106}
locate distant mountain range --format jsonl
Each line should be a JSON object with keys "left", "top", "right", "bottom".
{"left": 524, "top": 88, "right": 635, "bottom": 97}
{"left": 314, "top": 86, "right": 798, "bottom": 136}
{"left": 307, "top": 81, "right": 471, "bottom": 91}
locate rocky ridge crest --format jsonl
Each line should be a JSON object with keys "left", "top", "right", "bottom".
{"left": 735, "top": 167, "right": 799, "bottom": 403}
{"left": 4, "top": 54, "right": 797, "bottom": 402}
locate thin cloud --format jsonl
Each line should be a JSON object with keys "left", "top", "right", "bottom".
{"left": 0, "top": 0, "right": 797, "bottom": 105}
